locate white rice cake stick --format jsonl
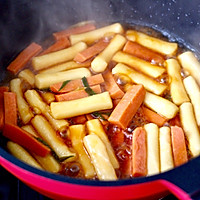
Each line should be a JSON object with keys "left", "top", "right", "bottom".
{"left": 44, "top": 112, "right": 69, "bottom": 132}
{"left": 33, "top": 153, "right": 61, "bottom": 173}
{"left": 21, "top": 124, "right": 61, "bottom": 173}
{"left": 39, "top": 61, "right": 90, "bottom": 74}
{"left": 86, "top": 119, "right": 119, "bottom": 169}
{"left": 40, "top": 91, "right": 55, "bottom": 104}
{"left": 180, "top": 102, "right": 200, "bottom": 157}
{"left": 70, "top": 23, "right": 124, "bottom": 45}
{"left": 159, "top": 127, "right": 174, "bottom": 172}
{"left": 178, "top": 51, "right": 200, "bottom": 86}
{"left": 165, "top": 58, "right": 189, "bottom": 105}
{"left": 184, "top": 76, "right": 200, "bottom": 126}
{"left": 21, "top": 125, "right": 38, "bottom": 137}
{"left": 91, "top": 34, "right": 126, "bottom": 73}
{"left": 112, "top": 63, "right": 167, "bottom": 95}
{"left": 126, "top": 30, "right": 178, "bottom": 55}
{"left": 7, "top": 141, "right": 42, "bottom": 170}
{"left": 144, "top": 92, "right": 179, "bottom": 119}
{"left": 10, "top": 78, "right": 34, "bottom": 124}
{"left": 25, "top": 90, "right": 68, "bottom": 131}
{"left": 83, "top": 134, "right": 117, "bottom": 180}
{"left": 69, "top": 125, "right": 96, "bottom": 178}
{"left": 144, "top": 123, "right": 160, "bottom": 176}
{"left": 32, "top": 42, "right": 87, "bottom": 70}
{"left": 50, "top": 92, "right": 113, "bottom": 119}
{"left": 31, "top": 115, "right": 76, "bottom": 161}
{"left": 112, "top": 51, "right": 165, "bottom": 78}
{"left": 35, "top": 67, "right": 91, "bottom": 89}
{"left": 126, "top": 31, "right": 136, "bottom": 42}
{"left": 18, "top": 69, "right": 35, "bottom": 87}
{"left": 25, "top": 90, "right": 47, "bottom": 113}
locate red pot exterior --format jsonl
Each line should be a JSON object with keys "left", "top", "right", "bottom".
{"left": 0, "top": 156, "right": 191, "bottom": 200}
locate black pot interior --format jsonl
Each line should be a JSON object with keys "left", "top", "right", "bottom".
{"left": 1, "top": 0, "right": 200, "bottom": 198}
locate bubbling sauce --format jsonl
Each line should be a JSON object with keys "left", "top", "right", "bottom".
{"left": 1, "top": 22, "right": 199, "bottom": 180}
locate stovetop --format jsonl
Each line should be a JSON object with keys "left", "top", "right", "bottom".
{"left": 0, "top": 166, "right": 51, "bottom": 200}
{"left": 0, "top": 166, "right": 178, "bottom": 200}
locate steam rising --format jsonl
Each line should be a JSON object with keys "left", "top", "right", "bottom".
{"left": 0, "top": 0, "right": 200, "bottom": 70}
{"left": 0, "top": 0, "right": 128, "bottom": 68}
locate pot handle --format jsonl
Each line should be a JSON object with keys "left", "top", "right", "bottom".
{"left": 159, "top": 180, "right": 191, "bottom": 200}
{"left": 158, "top": 156, "right": 200, "bottom": 200}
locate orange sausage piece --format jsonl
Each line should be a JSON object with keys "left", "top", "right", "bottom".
{"left": 103, "top": 71, "right": 124, "bottom": 99}
{"left": 74, "top": 39, "right": 109, "bottom": 62}
{"left": 0, "top": 86, "right": 9, "bottom": 130}
{"left": 171, "top": 126, "right": 188, "bottom": 167}
{"left": 123, "top": 41, "right": 165, "bottom": 65}
{"left": 53, "top": 23, "right": 96, "bottom": 40}
{"left": 3, "top": 123, "right": 50, "bottom": 157}
{"left": 142, "top": 106, "right": 167, "bottom": 127}
{"left": 85, "top": 114, "right": 94, "bottom": 121}
{"left": 132, "top": 127, "right": 147, "bottom": 177}
{"left": 7, "top": 42, "right": 42, "bottom": 74}
{"left": 50, "top": 74, "right": 104, "bottom": 93}
{"left": 55, "top": 85, "right": 102, "bottom": 101}
{"left": 40, "top": 38, "right": 70, "bottom": 55}
{"left": 71, "top": 115, "right": 87, "bottom": 124}
{"left": 0, "top": 87, "right": 9, "bottom": 93}
{"left": 108, "top": 85, "right": 146, "bottom": 129}
{"left": 4, "top": 92, "right": 17, "bottom": 125}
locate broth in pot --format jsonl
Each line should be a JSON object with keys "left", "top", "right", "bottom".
{"left": 1, "top": 22, "right": 200, "bottom": 181}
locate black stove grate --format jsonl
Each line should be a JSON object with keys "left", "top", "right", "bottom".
{"left": 0, "top": 166, "right": 51, "bottom": 200}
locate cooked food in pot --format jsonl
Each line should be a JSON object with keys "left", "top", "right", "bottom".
{"left": 1, "top": 22, "right": 200, "bottom": 180}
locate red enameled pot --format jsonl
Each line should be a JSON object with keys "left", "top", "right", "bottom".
{"left": 1, "top": 1, "right": 200, "bottom": 199}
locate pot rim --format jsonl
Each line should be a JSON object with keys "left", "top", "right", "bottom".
{"left": 0, "top": 145, "right": 198, "bottom": 187}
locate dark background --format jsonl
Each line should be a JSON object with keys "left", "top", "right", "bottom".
{"left": 0, "top": 0, "right": 200, "bottom": 69}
